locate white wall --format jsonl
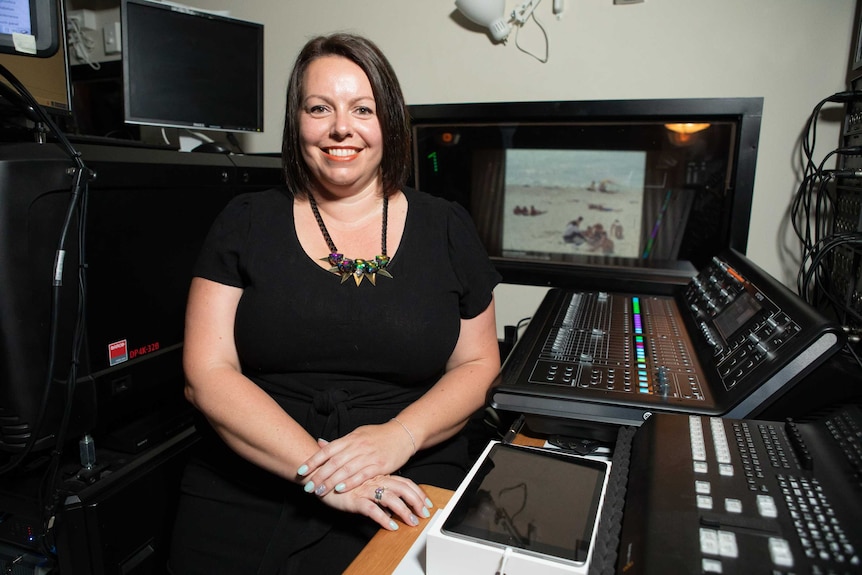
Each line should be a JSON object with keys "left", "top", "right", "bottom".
{"left": 114, "top": 0, "right": 862, "bottom": 335}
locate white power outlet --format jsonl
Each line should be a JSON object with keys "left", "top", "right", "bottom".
{"left": 103, "top": 22, "right": 122, "bottom": 54}
{"left": 68, "top": 9, "right": 97, "bottom": 30}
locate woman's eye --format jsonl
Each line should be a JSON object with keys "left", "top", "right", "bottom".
{"left": 308, "top": 105, "right": 329, "bottom": 115}
{"left": 355, "top": 106, "right": 374, "bottom": 116}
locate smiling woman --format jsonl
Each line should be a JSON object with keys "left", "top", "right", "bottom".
{"left": 298, "top": 56, "right": 385, "bottom": 198}
{"left": 167, "top": 33, "right": 502, "bottom": 575}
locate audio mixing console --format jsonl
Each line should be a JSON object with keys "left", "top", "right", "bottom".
{"left": 491, "top": 250, "right": 845, "bottom": 438}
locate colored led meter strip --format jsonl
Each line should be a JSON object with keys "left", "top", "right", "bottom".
{"left": 632, "top": 297, "right": 650, "bottom": 393}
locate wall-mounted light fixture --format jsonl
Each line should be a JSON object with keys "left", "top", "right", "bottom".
{"left": 454, "top": 0, "right": 553, "bottom": 62}
{"left": 454, "top": 0, "right": 513, "bottom": 42}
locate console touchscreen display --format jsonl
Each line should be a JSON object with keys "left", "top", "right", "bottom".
{"left": 441, "top": 443, "right": 608, "bottom": 563}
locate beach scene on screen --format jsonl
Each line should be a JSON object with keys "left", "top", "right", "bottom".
{"left": 502, "top": 149, "right": 646, "bottom": 259}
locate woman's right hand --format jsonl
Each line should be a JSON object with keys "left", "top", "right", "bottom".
{"left": 318, "top": 474, "right": 433, "bottom": 531}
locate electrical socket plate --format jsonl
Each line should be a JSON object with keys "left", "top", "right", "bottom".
{"left": 68, "top": 9, "right": 97, "bottom": 30}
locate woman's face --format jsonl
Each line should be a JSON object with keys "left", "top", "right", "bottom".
{"left": 299, "top": 55, "right": 384, "bottom": 197}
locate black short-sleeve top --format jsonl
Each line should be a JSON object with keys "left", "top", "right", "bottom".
{"left": 192, "top": 186, "right": 501, "bottom": 439}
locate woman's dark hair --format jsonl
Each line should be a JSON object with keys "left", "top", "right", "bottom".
{"left": 281, "top": 33, "right": 412, "bottom": 197}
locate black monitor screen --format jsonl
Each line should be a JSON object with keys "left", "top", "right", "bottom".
{"left": 409, "top": 98, "right": 762, "bottom": 281}
{"left": 441, "top": 443, "right": 607, "bottom": 563}
{"left": 121, "top": 0, "right": 264, "bottom": 133}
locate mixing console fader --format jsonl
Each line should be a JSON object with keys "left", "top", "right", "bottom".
{"left": 617, "top": 409, "right": 862, "bottom": 574}
{"left": 491, "top": 249, "right": 845, "bottom": 437}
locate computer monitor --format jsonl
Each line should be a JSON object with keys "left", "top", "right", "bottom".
{"left": 121, "top": 0, "right": 264, "bottom": 133}
{"left": 0, "top": 0, "right": 59, "bottom": 56}
{"left": 0, "top": 0, "right": 70, "bottom": 115}
{"left": 409, "top": 98, "right": 763, "bottom": 287}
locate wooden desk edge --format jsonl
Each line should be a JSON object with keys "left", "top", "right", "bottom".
{"left": 343, "top": 484, "right": 454, "bottom": 575}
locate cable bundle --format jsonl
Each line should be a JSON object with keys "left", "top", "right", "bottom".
{"left": 0, "top": 63, "right": 92, "bottom": 561}
{"left": 792, "top": 90, "right": 862, "bottom": 360}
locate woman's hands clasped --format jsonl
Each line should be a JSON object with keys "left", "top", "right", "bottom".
{"left": 296, "top": 420, "right": 430, "bottom": 530}
{"left": 297, "top": 419, "right": 416, "bottom": 496}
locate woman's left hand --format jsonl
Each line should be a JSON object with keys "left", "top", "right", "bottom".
{"left": 296, "top": 420, "right": 416, "bottom": 497}
{"left": 318, "top": 473, "right": 432, "bottom": 531}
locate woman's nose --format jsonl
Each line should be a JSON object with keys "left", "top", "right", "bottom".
{"left": 330, "top": 110, "right": 353, "bottom": 139}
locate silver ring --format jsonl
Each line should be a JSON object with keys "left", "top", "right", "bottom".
{"left": 374, "top": 487, "right": 385, "bottom": 502}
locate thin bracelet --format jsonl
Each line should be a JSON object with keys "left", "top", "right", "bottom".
{"left": 391, "top": 417, "right": 417, "bottom": 454}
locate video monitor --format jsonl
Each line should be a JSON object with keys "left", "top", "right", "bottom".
{"left": 0, "top": 0, "right": 70, "bottom": 114}
{"left": 409, "top": 98, "right": 762, "bottom": 286}
{"left": 0, "top": 0, "right": 60, "bottom": 56}
{"left": 122, "top": 0, "right": 264, "bottom": 133}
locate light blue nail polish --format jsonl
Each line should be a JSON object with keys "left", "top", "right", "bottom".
{"left": 409, "top": 514, "right": 419, "bottom": 526}
{"left": 389, "top": 520, "right": 399, "bottom": 530}
{"left": 303, "top": 481, "right": 315, "bottom": 493}
{"left": 297, "top": 465, "right": 308, "bottom": 476}
{"left": 314, "top": 484, "right": 326, "bottom": 496}
{"left": 425, "top": 498, "right": 434, "bottom": 508}
{"left": 422, "top": 507, "right": 430, "bottom": 518}
{"left": 335, "top": 483, "right": 346, "bottom": 492}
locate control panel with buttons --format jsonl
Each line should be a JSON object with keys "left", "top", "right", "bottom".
{"left": 617, "top": 410, "right": 862, "bottom": 575}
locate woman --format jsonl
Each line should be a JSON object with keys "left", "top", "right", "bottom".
{"left": 168, "top": 33, "right": 502, "bottom": 574}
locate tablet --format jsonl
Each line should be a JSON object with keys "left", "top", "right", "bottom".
{"left": 441, "top": 443, "right": 608, "bottom": 564}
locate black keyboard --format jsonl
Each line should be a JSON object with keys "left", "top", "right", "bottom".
{"left": 617, "top": 409, "right": 862, "bottom": 574}
{"left": 824, "top": 405, "right": 862, "bottom": 484}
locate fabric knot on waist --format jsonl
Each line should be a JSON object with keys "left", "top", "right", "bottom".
{"left": 307, "top": 388, "right": 351, "bottom": 439}
{"left": 312, "top": 388, "right": 350, "bottom": 416}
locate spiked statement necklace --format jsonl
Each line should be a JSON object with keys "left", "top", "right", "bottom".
{"left": 308, "top": 193, "right": 393, "bottom": 286}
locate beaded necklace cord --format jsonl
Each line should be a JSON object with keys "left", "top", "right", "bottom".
{"left": 308, "top": 193, "right": 393, "bottom": 286}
